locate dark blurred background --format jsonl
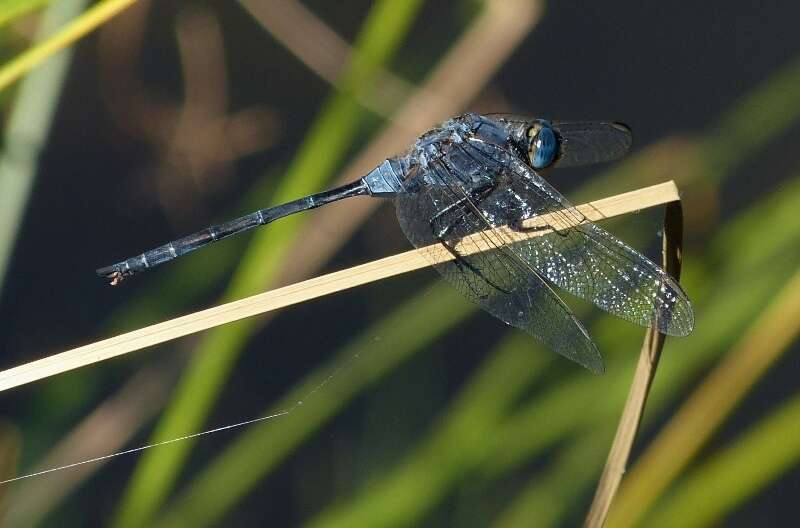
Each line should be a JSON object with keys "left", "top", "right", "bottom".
{"left": 1, "top": 1, "right": 799, "bottom": 526}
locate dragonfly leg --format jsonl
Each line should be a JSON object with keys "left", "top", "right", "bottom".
{"left": 429, "top": 184, "right": 511, "bottom": 297}
{"left": 509, "top": 208, "right": 586, "bottom": 238}
{"left": 509, "top": 217, "right": 555, "bottom": 234}
{"left": 455, "top": 137, "right": 586, "bottom": 239}
{"left": 428, "top": 180, "right": 495, "bottom": 230}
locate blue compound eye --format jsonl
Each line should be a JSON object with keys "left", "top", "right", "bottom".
{"left": 528, "top": 122, "right": 557, "bottom": 169}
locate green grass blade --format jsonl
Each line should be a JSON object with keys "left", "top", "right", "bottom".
{"left": 110, "top": 2, "right": 424, "bottom": 527}
{"left": 108, "top": 33, "right": 800, "bottom": 528}
{"left": 303, "top": 164, "right": 800, "bottom": 527}
{"left": 484, "top": 176, "right": 800, "bottom": 528}
{"left": 152, "top": 282, "right": 474, "bottom": 527}
{"left": 0, "top": 0, "right": 137, "bottom": 91}
{"left": 647, "top": 393, "right": 800, "bottom": 528}
{"left": 702, "top": 53, "right": 800, "bottom": 183}
{"left": 706, "top": 174, "right": 800, "bottom": 275}
{"left": 577, "top": 52, "right": 800, "bottom": 202}
{"left": 0, "top": 0, "right": 88, "bottom": 298}
{"left": 484, "top": 230, "right": 798, "bottom": 479}
{"left": 158, "top": 56, "right": 800, "bottom": 523}
{"left": 492, "top": 427, "right": 614, "bottom": 528}
{"left": 305, "top": 334, "right": 551, "bottom": 528}
{"left": 0, "top": 0, "right": 52, "bottom": 27}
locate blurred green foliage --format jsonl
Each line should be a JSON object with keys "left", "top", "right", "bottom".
{"left": 111, "top": 1, "right": 425, "bottom": 527}
{"left": 648, "top": 392, "right": 800, "bottom": 528}
{"left": 0, "top": 0, "right": 85, "bottom": 297}
{"left": 2, "top": 1, "right": 800, "bottom": 526}
{"left": 148, "top": 48, "right": 800, "bottom": 526}
{"left": 0, "top": 0, "right": 52, "bottom": 27}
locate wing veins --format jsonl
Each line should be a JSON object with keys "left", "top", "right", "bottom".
{"left": 433, "top": 154, "right": 594, "bottom": 344}
{"left": 459, "top": 137, "right": 691, "bottom": 335}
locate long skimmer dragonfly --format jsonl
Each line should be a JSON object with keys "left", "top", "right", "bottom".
{"left": 98, "top": 113, "right": 694, "bottom": 373}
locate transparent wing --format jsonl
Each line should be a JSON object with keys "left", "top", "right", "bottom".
{"left": 551, "top": 121, "right": 632, "bottom": 168}
{"left": 483, "top": 114, "right": 632, "bottom": 167}
{"left": 394, "top": 161, "right": 604, "bottom": 374}
{"left": 457, "top": 138, "right": 694, "bottom": 337}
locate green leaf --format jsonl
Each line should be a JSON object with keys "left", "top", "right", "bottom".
{"left": 111, "top": 1, "right": 425, "bottom": 527}
{"left": 647, "top": 394, "right": 800, "bottom": 528}
{"left": 153, "top": 282, "right": 474, "bottom": 527}
{"left": 0, "top": 0, "right": 51, "bottom": 27}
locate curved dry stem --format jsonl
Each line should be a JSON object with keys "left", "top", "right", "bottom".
{"left": 606, "top": 263, "right": 800, "bottom": 527}
{"left": 584, "top": 201, "right": 685, "bottom": 527}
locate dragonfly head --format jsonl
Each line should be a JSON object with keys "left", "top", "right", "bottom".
{"left": 526, "top": 119, "right": 558, "bottom": 169}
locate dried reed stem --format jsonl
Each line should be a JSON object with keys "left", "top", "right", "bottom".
{"left": 584, "top": 199, "right": 685, "bottom": 527}
{"left": 0, "top": 181, "right": 680, "bottom": 393}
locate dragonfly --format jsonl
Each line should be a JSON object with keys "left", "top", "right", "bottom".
{"left": 98, "top": 113, "right": 694, "bottom": 373}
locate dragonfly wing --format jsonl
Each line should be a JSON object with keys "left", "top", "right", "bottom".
{"left": 479, "top": 115, "right": 632, "bottom": 167}
{"left": 459, "top": 138, "right": 694, "bottom": 337}
{"left": 551, "top": 121, "right": 633, "bottom": 168}
{"left": 394, "top": 162, "right": 604, "bottom": 373}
